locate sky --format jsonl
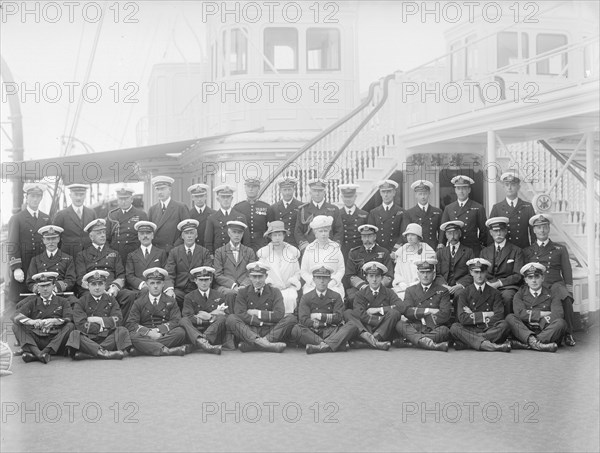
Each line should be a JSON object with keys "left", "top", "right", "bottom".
{"left": 0, "top": 1, "right": 452, "bottom": 160}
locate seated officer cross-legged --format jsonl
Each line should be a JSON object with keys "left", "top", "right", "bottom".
{"left": 126, "top": 268, "right": 189, "bottom": 357}
{"left": 449, "top": 258, "right": 511, "bottom": 352}
{"left": 66, "top": 270, "right": 131, "bottom": 360}
{"left": 225, "top": 262, "right": 296, "bottom": 353}
{"left": 395, "top": 259, "right": 451, "bottom": 352}
{"left": 290, "top": 265, "right": 359, "bottom": 354}
{"left": 505, "top": 263, "right": 566, "bottom": 352}
{"left": 344, "top": 262, "right": 397, "bottom": 351}
{"left": 178, "top": 266, "right": 226, "bottom": 355}
{"left": 12, "top": 272, "right": 74, "bottom": 364}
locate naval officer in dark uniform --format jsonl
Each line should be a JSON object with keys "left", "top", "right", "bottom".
{"left": 344, "top": 224, "right": 394, "bottom": 308}
{"left": 126, "top": 267, "right": 189, "bottom": 357}
{"left": 290, "top": 265, "right": 359, "bottom": 354}
{"left": 234, "top": 178, "right": 270, "bottom": 252}
{"left": 225, "top": 262, "right": 296, "bottom": 352}
{"left": 7, "top": 183, "right": 50, "bottom": 303}
{"left": 52, "top": 183, "right": 97, "bottom": 258}
{"left": 439, "top": 175, "right": 488, "bottom": 255}
{"left": 204, "top": 184, "right": 250, "bottom": 255}
{"left": 489, "top": 171, "right": 535, "bottom": 249}
{"left": 523, "top": 214, "right": 576, "bottom": 346}
{"left": 178, "top": 266, "right": 225, "bottom": 354}
{"left": 449, "top": 258, "right": 511, "bottom": 352}
{"left": 367, "top": 180, "right": 405, "bottom": 254}
{"left": 125, "top": 221, "right": 169, "bottom": 293}
{"left": 344, "top": 262, "right": 398, "bottom": 350}
{"left": 338, "top": 183, "right": 368, "bottom": 257}
{"left": 266, "top": 176, "right": 302, "bottom": 248}
{"left": 187, "top": 183, "right": 215, "bottom": 248}
{"left": 396, "top": 259, "right": 451, "bottom": 351}
{"left": 12, "top": 272, "right": 74, "bottom": 364}
{"left": 106, "top": 187, "right": 148, "bottom": 267}
{"left": 435, "top": 221, "right": 474, "bottom": 298}
{"left": 505, "top": 263, "right": 565, "bottom": 352}
{"left": 403, "top": 180, "right": 443, "bottom": 251}
{"left": 294, "top": 178, "right": 343, "bottom": 251}
{"left": 147, "top": 176, "right": 190, "bottom": 254}
{"left": 66, "top": 270, "right": 131, "bottom": 360}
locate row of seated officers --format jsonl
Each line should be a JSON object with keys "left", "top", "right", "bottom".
{"left": 12, "top": 255, "right": 566, "bottom": 363}
{"left": 8, "top": 171, "right": 576, "bottom": 353}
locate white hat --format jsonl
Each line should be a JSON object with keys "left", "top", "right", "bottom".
{"left": 84, "top": 218, "right": 107, "bottom": 233}
{"left": 177, "top": 219, "right": 200, "bottom": 231}
{"left": 451, "top": 175, "right": 474, "bottom": 186}
{"left": 134, "top": 221, "right": 157, "bottom": 232}
{"left": 143, "top": 267, "right": 168, "bottom": 280}
{"left": 309, "top": 215, "right": 333, "bottom": 230}
{"left": 402, "top": 223, "right": 423, "bottom": 238}
{"left": 410, "top": 180, "right": 433, "bottom": 191}
{"left": 38, "top": 225, "right": 64, "bottom": 237}
{"left": 151, "top": 176, "right": 174, "bottom": 187}
{"left": 520, "top": 262, "right": 546, "bottom": 276}
{"left": 23, "top": 183, "right": 45, "bottom": 194}
{"left": 213, "top": 184, "right": 236, "bottom": 195}
{"left": 377, "top": 180, "right": 398, "bottom": 190}
{"left": 466, "top": 258, "right": 492, "bottom": 270}
{"left": 485, "top": 217, "right": 509, "bottom": 230}
{"left": 362, "top": 261, "right": 388, "bottom": 274}
{"left": 187, "top": 183, "right": 210, "bottom": 194}
{"left": 66, "top": 183, "right": 88, "bottom": 192}
{"left": 82, "top": 270, "right": 110, "bottom": 284}
{"left": 339, "top": 183, "right": 359, "bottom": 194}
{"left": 227, "top": 220, "right": 248, "bottom": 230}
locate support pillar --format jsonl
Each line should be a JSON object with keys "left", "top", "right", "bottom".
{"left": 487, "top": 130, "right": 497, "bottom": 209}
{"left": 586, "top": 131, "right": 597, "bottom": 312}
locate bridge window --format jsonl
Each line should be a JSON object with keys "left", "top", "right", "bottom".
{"left": 465, "top": 34, "right": 478, "bottom": 78}
{"left": 536, "top": 33, "right": 568, "bottom": 76}
{"left": 230, "top": 28, "right": 248, "bottom": 75}
{"left": 497, "top": 31, "right": 529, "bottom": 73}
{"left": 307, "top": 28, "right": 340, "bottom": 71}
{"left": 264, "top": 27, "right": 298, "bottom": 72}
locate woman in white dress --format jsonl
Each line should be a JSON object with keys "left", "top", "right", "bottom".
{"left": 257, "top": 221, "right": 301, "bottom": 313}
{"left": 393, "top": 223, "right": 437, "bottom": 299}
{"left": 300, "top": 215, "right": 345, "bottom": 298}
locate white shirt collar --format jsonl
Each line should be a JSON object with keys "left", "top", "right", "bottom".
{"left": 474, "top": 283, "right": 486, "bottom": 292}
{"left": 495, "top": 240, "right": 507, "bottom": 249}
{"left": 142, "top": 244, "right": 152, "bottom": 253}
{"left": 418, "top": 203, "right": 429, "bottom": 211}
{"left": 530, "top": 288, "right": 542, "bottom": 297}
{"left": 186, "top": 244, "right": 196, "bottom": 253}
{"left": 195, "top": 205, "right": 205, "bottom": 214}
{"left": 27, "top": 206, "right": 39, "bottom": 216}
{"left": 458, "top": 199, "right": 469, "bottom": 207}
{"left": 537, "top": 239, "right": 549, "bottom": 247}
{"left": 162, "top": 198, "right": 171, "bottom": 208}
{"left": 121, "top": 206, "right": 132, "bottom": 214}
{"left": 47, "top": 250, "right": 57, "bottom": 258}
{"left": 313, "top": 201, "right": 323, "bottom": 209}
{"left": 316, "top": 290, "right": 327, "bottom": 297}
{"left": 382, "top": 202, "right": 394, "bottom": 210}
{"left": 345, "top": 206, "right": 355, "bottom": 215}
{"left": 506, "top": 197, "right": 518, "bottom": 206}
{"left": 229, "top": 241, "right": 240, "bottom": 250}
{"left": 221, "top": 208, "right": 230, "bottom": 216}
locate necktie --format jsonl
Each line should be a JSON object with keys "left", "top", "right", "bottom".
{"left": 318, "top": 293, "right": 324, "bottom": 300}
{"left": 423, "top": 286, "right": 429, "bottom": 293}
{"left": 224, "top": 210, "right": 229, "bottom": 217}
{"left": 422, "top": 206, "right": 426, "bottom": 212}
{"left": 373, "top": 291, "right": 378, "bottom": 298}
{"left": 33, "top": 212, "right": 37, "bottom": 219}
{"left": 497, "top": 245, "right": 501, "bottom": 254}
{"left": 479, "top": 287, "right": 483, "bottom": 294}
{"left": 459, "top": 203, "right": 464, "bottom": 209}
{"left": 533, "top": 292, "right": 539, "bottom": 298}
{"left": 283, "top": 203, "right": 288, "bottom": 210}
{"left": 201, "top": 292, "right": 207, "bottom": 300}
{"left": 187, "top": 249, "right": 192, "bottom": 261}
{"left": 256, "top": 289, "right": 262, "bottom": 297}
{"left": 153, "top": 297, "right": 158, "bottom": 305}
{"left": 48, "top": 252, "right": 54, "bottom": 259}
{"left": 144, "top": 248, "right": 148, "bottom": 258}
{"left": 161, "top": 203, "right": 166, "bottom": 213}
{"left": 510, "top": 201, "right": 514, "bottom": 208}
{"left": 451, "top": 246, "right": 456, "bottom": 257}
{"left": 76, "top": 208, "right": 82, "bottom": 219}
{"left": 385, "top": 206, "right": 389, "bottom": 212}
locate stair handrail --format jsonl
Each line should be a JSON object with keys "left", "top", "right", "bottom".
{"left": 257, "top": 78, "right": 382, "bottom": 199}
{"left": 319, "top": 73, "right": 396, "bottom": 179}
{"left": 538, "top": 139, "right": 600, "bottom": 204}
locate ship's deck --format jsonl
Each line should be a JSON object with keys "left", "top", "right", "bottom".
{"left": 1, "top": 324, "right": 598, "bottom": 452}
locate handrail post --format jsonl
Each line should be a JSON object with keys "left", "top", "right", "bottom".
{"left": 487, "top": 130, "right": 497, "bottom": 209}
{"left": 586, "top": 131, "right": 598, "bottom": 312}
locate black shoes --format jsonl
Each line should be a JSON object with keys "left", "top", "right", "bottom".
{"left": 306, "top": 342, "right": 332, "bottom": 354}
{"left": 196, "top": 337, "right": 222, "bottom": 355}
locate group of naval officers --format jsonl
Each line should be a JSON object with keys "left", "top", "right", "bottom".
{"left": 6, "top": 169, "right": 576, "bottom": 363}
